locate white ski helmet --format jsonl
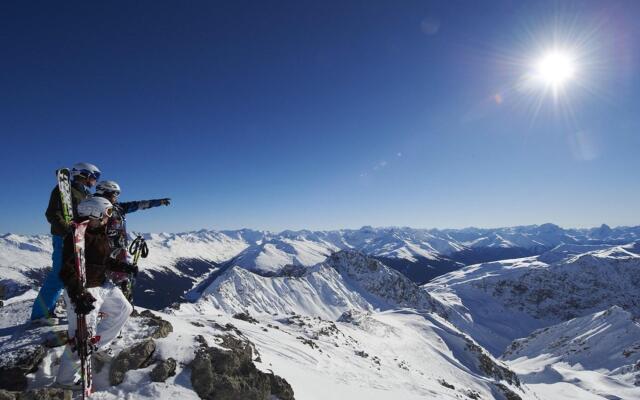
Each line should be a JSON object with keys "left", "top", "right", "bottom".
{"left": 71, "top": 162, "right": 101, "bottom": 180}
{"left": 96, "top": 180, "right": 121, "bottom": 196}
{"left": 77, "top": 197, "right": 113, "bottom": 219}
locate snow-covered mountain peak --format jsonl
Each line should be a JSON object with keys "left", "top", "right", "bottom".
{"left": 185, "top": 250, "right": 444, "bottom": 319}
{"left": 231, "top": 237, "right": 338, "bottom": 274}
{"left": 183, "top": 261, "right": 373, "bottom": 319}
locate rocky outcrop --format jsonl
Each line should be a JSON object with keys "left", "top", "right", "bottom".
{"left": 150, "top": 358, "right": 177, "bottom": 382}
{"left": 190, "top": 334, "right": 294, "bottom": 400}
{"left": 465, "top": 339, "right": 519, "bottom": 387}
{"left": 139, "top": 310, "right": 173, "bottom": 339}
{"left": 0, "top": 345, "right": 46, "bottom": 391}
{"left": 493, "top": 383, "right": 523, "bottom": 400}
{"left": 110, "top": 339, "right": 156, "bottom": 386}
{"left": 0, "top": 388, "right": 71, "bottom": 400}
{"left": 232, "top": 312, "right": 258, "bottom": 324}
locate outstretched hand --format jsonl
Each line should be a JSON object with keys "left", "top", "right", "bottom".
{"left": 160, "top": 198, "right": 171, "bottom": 206}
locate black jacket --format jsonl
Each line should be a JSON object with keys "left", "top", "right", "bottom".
{"left": 45, "top": 181, "right": 90, "bottom": 236}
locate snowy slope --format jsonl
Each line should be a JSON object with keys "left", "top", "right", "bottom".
{"left": 186, "top": 264, "right": 374, "bottom": 319}
{"left": 503, "top": 306, "right": 640, "bottom": 399}
{"left": 137, "top": 229, "right": 259, "bottom": 272}
{"left": 426, "top": 242, "right": 640, "bottom": 351}
{"left": 0, "top": 290, "right": 538, "bottom": 400}
{"left": 5, "top": 238, "right": 640, "bottom": 399}
{"left": 425, "top": 241, "right": 640, "bottom": 400}
{"left": 171, "top": 250, "right": 536, "bottom": 399}
{"left": 0, "top": 234, "right": 52, "bottom": 297}
{"left": 185, "top": 251, "right": 442, "bottom": 320}
{"left": 230, "top": 236, "right": 338, "bottom": 274}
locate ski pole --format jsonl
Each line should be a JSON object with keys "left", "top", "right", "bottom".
{"left": 127, "top": 234, "right": 148, "bottom": 306}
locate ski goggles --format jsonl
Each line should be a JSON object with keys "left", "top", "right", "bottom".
{"left": 104, "top": 207, "right": 113, "bottom": 218}
{"left": 79, "top": 169, "right": 101, "bottom": 181}
{"left": 87, "top": 171, "right": 101, "bottom": 181}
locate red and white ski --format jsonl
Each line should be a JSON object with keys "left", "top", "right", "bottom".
{"left": 72, "top": 220, "right": 93, "bottom": 398}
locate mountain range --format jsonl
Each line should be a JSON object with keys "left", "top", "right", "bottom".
{"left": 1, "top": 224, "right": 639, "bottom": 399}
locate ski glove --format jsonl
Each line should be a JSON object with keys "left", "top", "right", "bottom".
{"left": 72, "top": 291, "right": 96, "bottom": 315}
{"left": 160, "top": 198, "right": 171, "bottom": 206}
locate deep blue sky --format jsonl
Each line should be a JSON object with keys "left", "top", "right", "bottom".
{"left": 1, "top": 1, "right": 639, "bottom": 234}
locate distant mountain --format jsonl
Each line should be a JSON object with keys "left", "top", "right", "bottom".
{"left": 426, "top": 241, "right": 640, "bottom": 400}
{"left": 2, "top": 225, "right": 639, "bottom": 306}
{"left": 184, "top": 250, "right": 442, "bottom": 319}
{"left": 503, "top": 306, "right": 640, "bottom": 398}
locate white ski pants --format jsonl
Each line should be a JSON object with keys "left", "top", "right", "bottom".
{"left": 56, "top": 283, "right": 133, "bottom": 385}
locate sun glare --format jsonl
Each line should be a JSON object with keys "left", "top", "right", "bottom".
{"left": 534, "top": 50, "right": 576, "bottom": 88}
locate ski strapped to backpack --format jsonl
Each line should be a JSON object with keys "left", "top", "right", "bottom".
{"left": 56, "top": 168, "right": 74, "bottom": 225}
{"left": 72, "top": 219, "right": 94, "bottom": 399}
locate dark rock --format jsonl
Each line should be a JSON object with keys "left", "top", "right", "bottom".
{"left": 438, "top": 379, "right": 455, "bottom": 390}
{"left": 210, "top": 343, "right": 252, "bottom": 375}
{"left": 232, "top": 312, "right": 258, "bottom": 324}
{"left": 0, "top": 388, "right": 72, "bottom": 400}
{"left": 296, "top": 336, "right": 318, "bottom": 350}
{"left": 465, "top": 340, "right": 520, "bottom": 387}
{"left": 110, "top": 339, "right": 156, "bottom": 386}
{"left": 0, "top": 390, "right": 15, "bottom": 400}
{"left": 465, "top": 389, "right": 481, "bottom": 400}
{"left": 150, "top": 358, "right": 177, "bottom": 382}
{"left": 278, "top": 264, "right": 306, "bottom": 277}
{"left": 354, "top": 350, "right": 368, "bottom": 358}
{"left": 16, "top": 388, "right": 71, "bottom": 400}
{"left": 269, "top": 374, "right": 295, "bottom": 400}
{"left": 139, "top": 310, "right": 173, "bottom": 339}
{"left": 190, "top": 335, "right": 294, "bottom": 400}
{"left": 0, "top": 345, "right": 46, "bottom": 391}
{"left": 337, "top": 310, "right": 356, "bottom": 324}
{"left": 493, "top": 383, "right": 522, "bottom": 400}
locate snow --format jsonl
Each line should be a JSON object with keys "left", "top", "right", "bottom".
{"left": 426, "top": 242, "right": 640, "bottom": 400}
{"left": 189, "top": 264, "right": 373, "bottom": 319}
{"left": 502, "top": 306, "right": 640, "bottom": 398}
{"left": 3, "top": 227, "right": 640, "bottom": 399}
{"left": 3, "top": 225, "right": 639, "bottom": 296}
{"left": 186, "top": 251, "right": 441, "bottom": 320}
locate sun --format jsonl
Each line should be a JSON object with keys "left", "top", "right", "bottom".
{"left": 533, "top": 50, "right": 576, "bottom": 89}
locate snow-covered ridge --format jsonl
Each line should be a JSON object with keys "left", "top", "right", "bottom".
{"left": 429, "top": 241, "right": 640, "bottom": 324}
{"left": 181, "top": 250, "right": 443, "bottom": 320}
{"left": 426, "top": 242, "right": 640, "bottom": 399}
{"left": 503, "top": 306, "right": 640, "bottom": 398}
{"left": 2, "top": 225, "right": 639, "bottom": 303}
{"left": 4, "top": 224, "right": 638, "bottom": 270}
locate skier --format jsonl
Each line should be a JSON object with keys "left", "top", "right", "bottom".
{"left": 56, "top": 196, "right": 136, "bottom": 389}
{"left": 31, "top": 162, "right": 101, "bottom": 322}
{"left": 93, "top": 180, "right": 170, "bottom": 301}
